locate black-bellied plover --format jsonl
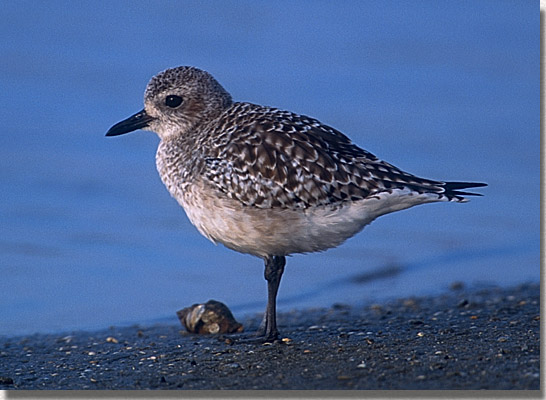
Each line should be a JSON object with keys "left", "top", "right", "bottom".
{"left": 106, "top": 66, "right": 486, "bottom": 341}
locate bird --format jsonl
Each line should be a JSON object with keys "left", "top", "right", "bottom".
{"left": 106, "top": 66, "right": 486, "bottom": 342}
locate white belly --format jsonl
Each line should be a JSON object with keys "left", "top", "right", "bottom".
{"left": 176, "top": 182, "right": 445, "bottom": 258}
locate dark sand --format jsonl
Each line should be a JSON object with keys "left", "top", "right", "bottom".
{"left": 0, "top": 283, "right": 539, "bottom": 390}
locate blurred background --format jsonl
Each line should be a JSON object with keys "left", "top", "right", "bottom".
{"left": 0, "top": 1, "right": 538, "bottom": 336}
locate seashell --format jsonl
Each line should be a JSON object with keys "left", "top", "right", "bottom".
{"left": 176, "top": 300, "right": 243, "bottom": 334}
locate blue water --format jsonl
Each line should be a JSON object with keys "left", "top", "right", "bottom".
{"left": 0, "top": 1, "right": 538, "bottom": 336}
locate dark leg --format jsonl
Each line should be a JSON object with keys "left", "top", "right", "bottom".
{"left": 256, "top": 255, "right": 286, "bottom": 342}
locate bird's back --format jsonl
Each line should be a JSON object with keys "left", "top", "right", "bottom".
{"left": 200, "top": 102, "right": 465, "bottom": 209}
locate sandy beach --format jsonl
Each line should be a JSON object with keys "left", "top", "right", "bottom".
{"left": 0, "top": 283, "right": 539, "bottom": 390}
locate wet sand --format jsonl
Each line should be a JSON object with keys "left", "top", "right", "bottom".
{"left": 0, "top": 283, "right": 539, "bottom": 390}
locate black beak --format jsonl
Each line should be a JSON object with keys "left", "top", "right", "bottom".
{"left": 105, "top": 109, "right": 155, "bottom": 137}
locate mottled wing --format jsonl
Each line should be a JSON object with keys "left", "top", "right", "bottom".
{"left": 203, "top": 103, "right": 460, "bottom": 209}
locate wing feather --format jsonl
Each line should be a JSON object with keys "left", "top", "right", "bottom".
{"left": 203, "top": 103, "right": 484, "bottom": 208}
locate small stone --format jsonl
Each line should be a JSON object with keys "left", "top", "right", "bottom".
{"left": 357, "top": 362, "right": 366, "bottom": 368}
{"left": 403, "top": 299, "right": 417, "bottom": 307}
{"left": 457, "top": 299, "right": 469, "bottom": 308}
{"left": 106, "top": 336, "right": 118, "bottom": 343}
{"left": 450, "top": 281, "right": 464, "bottom": 291}
{"left": 58, "top": 335, "right": 73, "bottom": 344}
{"left": 0, "top": 377, "right": 14, "bottom": 385}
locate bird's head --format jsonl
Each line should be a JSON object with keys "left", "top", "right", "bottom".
{"left": 106, "top": 66, "right": 233, "bottom": 141}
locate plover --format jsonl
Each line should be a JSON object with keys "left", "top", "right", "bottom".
{"left": 106, "top": 66, "right": 486, "bottom": 341}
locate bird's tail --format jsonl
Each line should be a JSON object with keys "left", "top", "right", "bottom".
{"left": 442, "top": 181, "right": 487, "bottom": 202}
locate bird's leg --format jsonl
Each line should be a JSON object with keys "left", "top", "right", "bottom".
{"left": 256, "top": 255, "right": 286, "bottom": 342}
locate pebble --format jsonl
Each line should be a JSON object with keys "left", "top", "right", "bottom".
{"left": 307, "top": 325, "right": 325, "bottom": 330}
{"left": 0, "top": 377, "right": 14, "bottom": 385}
{"left": 450, "top": 281, "right": 464, "bottom": 291}
{"left": 457, "top": 299, "right": 469, "bottom": 308}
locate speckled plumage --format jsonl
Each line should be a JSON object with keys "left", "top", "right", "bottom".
{"left": 106, "top": 66, "right": 486, "bottom": 340}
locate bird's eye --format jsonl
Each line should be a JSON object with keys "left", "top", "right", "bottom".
{"left": 165, "top": 95, "right": 183, "bottom": 108}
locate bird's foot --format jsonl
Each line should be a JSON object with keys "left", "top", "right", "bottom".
{"left": 255, "top": 326, "right": 280, "bottom": 343}
{"left": 222, "top": 327, "right": 281, "bottom": 344}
